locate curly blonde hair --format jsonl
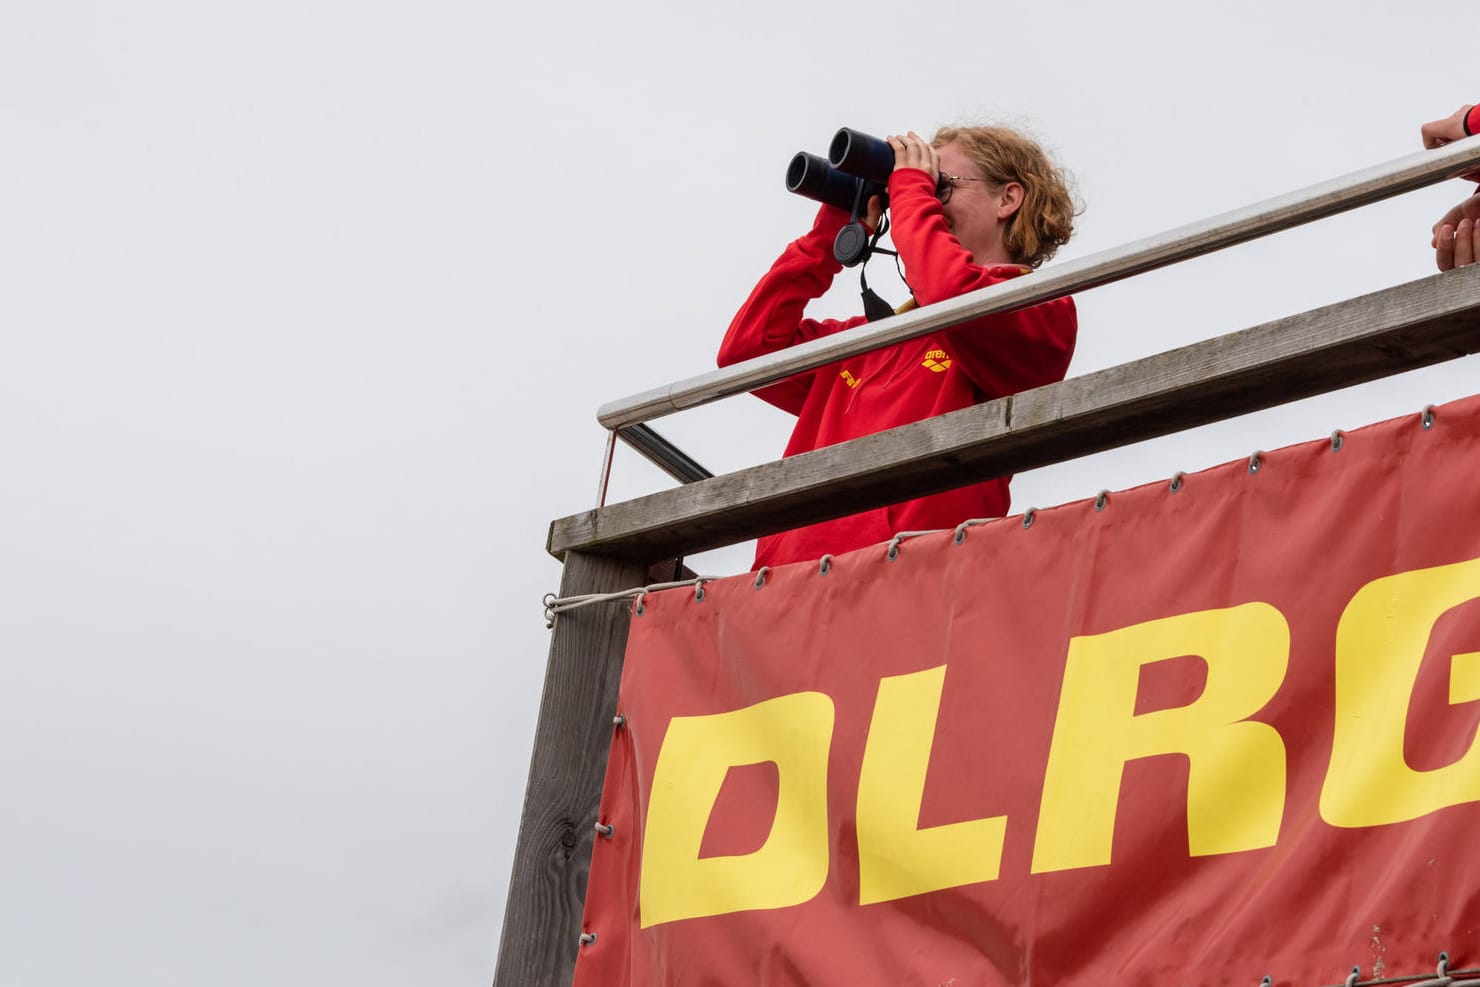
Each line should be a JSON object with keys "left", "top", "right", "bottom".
{"left": 932, "top": 125, "right": 1077, "bottom": 268}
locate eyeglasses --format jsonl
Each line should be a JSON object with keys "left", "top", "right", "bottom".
{"left": 935, "top": 171, "right": 988, "bottom": 205}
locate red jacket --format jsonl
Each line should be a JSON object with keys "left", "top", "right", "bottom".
{"left": 718, "top": 167, "right": 1077, "bottom": 569}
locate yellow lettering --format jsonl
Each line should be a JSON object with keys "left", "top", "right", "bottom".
{"left": 1321, "top": 557, "right": 1480, "bottom": 827}
{"left": 1452, "top": 650, "right": 1480, "bottom": 706}
{"left": 639, "top": 692, "right": 833, "bottom": 927}
{"left": 1032, "top": 603, "right": 1289, "bottom": 873}
{"left": 856, "top": 666, "right": 1006, "bottom": 905}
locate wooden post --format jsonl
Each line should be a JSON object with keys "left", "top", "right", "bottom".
{"left": 493, "top": 550, "right": 648, "bottom": 987}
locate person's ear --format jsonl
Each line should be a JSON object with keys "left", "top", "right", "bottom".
{"left": 996, "top": 181, "right": 1025, "bottom": 221}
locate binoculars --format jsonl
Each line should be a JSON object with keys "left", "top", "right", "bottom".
{"left": 785, "top": 127, "right": 897, "bottom": 266}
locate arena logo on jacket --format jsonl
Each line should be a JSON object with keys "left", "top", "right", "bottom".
{"left": 920, "top": 348, "right": 952, "bottom": 372}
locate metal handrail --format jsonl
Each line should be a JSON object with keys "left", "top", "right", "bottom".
{"left": 597, "top": 137, "right": 1480, "bottom": 432}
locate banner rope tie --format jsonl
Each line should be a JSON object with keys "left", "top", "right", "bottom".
{"left": 887, "top": 530, "right": 944, "bottom": 560}
{"left": 1402, "top": 950, "right": 1480, "bottom": 987}
{"left": 818, "top": 554, "right": 833, "bottom": 575}
{"left": 1249, "top": 450, "right": 1264, "bottom": 474}
{"left": 542, "top": 576, "right": 718, "bottom": 626}
{"left": 1318, "top": 953, "right": 1480, "bottom": 987}
{"left": 1422, "top": 404, "right": 1437, "bottom": 429}
{"left": 1170, "top": 471, "right": 1185, "bottom": 492}
{"left": 1095, "top": 489, "right": 1110, "bottom": 511}
{"left": 1331, "top": 429, "right": 1344, "bottom": 452}
{"left": 953, "top": 518, "right": 994, "bottom": 544}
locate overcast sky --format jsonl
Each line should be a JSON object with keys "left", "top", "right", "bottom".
{"left": 4, "top": 1, "right": 1477, "bottom": 983}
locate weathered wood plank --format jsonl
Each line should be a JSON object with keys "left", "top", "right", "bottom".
{"left": 493, "top": 551, "right": 648, "bottom": 987}
{"left": 551, "top": 265, "right": 1480, "bottom": 561}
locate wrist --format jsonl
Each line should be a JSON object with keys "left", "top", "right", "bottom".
{"left": 886, "top": 167, "right": 938, "bottom": 199}
{"left": 811, "top": 202, "right": 852, "bottom": 233}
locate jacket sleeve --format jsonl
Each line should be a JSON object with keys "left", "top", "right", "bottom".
{"left": 718, "top": 205, "right": 859, "bottom": 415}
{"left": 885, "top": 168, "right": 1077, "bottom": 398}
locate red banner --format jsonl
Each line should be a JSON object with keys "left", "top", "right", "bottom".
{"left": 574, "top": 395, "right": 1480, "bottom": 986}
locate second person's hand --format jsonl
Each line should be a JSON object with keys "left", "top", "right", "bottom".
{"left": 1435, "top": 217, "right": 1480, "bottom": 271}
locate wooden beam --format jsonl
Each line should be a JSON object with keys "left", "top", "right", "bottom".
{"left": 493, "top": 551, "right": 648, "bottom": 987}
{"left": 550, "top": 265, "right": 1480, "bottom": 561}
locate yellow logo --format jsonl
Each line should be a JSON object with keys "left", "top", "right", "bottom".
{"left": 840, "top": 369, "right": 861, "bottom": 388}
{"left": 922, "top": 349, "right": 951, "bottom": 372}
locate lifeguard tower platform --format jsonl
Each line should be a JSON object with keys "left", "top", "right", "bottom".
{"left": 496, "top": 138, "right": 1480, "bottom": 987}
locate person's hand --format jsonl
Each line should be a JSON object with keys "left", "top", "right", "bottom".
{"left": 1421, "top": 105, "right": 1473, "bottom": 149}
{"left": 1422, "top": 104, "right": 1480, "bottom": 181}
{"left": 887, "top": 132, "right": 939, "bottom": 182}
{"left": 1436, "top": 217, "right": 1480, "bottom": 271}
{"left": 1431, "top": 191, "right": 1480, "bottom": 247}
{"left": 864, "top": 194, "right": 883, "bottom": 233}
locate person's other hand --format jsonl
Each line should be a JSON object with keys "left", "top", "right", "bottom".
{"left": 1422, "top": 105, "right": 1473, "bottom": 148}
{"left": 864, "top": 194, "right": 883, "bottom": 234}
{"left": 887, "top": 132, "right": 939, "bottom": 182}
{"left": 1435, "top": 216, "right": 1480, "bottom": 271}
{"left": 1431, "top": 192, "right": 1480, "bottom": 247}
